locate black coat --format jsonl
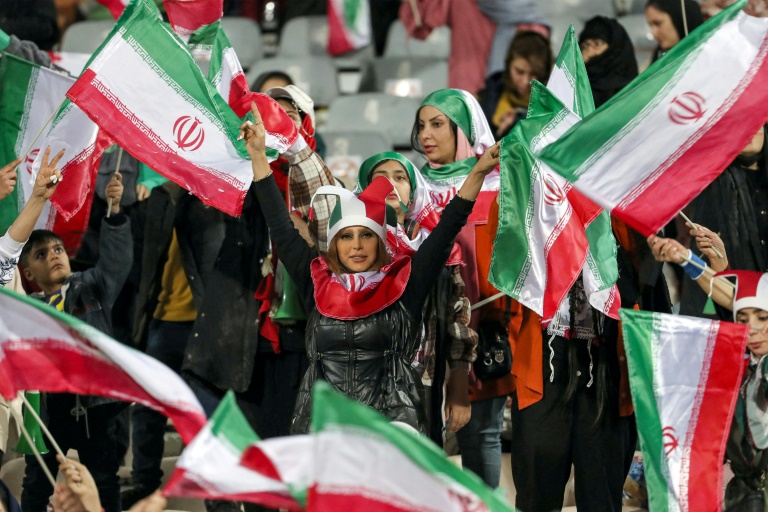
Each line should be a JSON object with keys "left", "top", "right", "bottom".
{"left": 132, "top": 185, "right": 224, "bottom": 347}
{"left": 182, "top": 184, "right": 270, "bottom": 392}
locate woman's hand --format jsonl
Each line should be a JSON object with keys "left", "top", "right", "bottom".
{"left": 457, "top": 142, "right": 500, "bottom": 202}
{"left": 0, "top": 157, "right": 21, "bottom": 201}
{"left": 687, "top": 223, "right": 728, "bottom": 272}
{"left": 239, "top": 101, "right": 267, "bottom": 159}
{"left": 128, "top": 491, "right": 167, "bottom": 512}
{"left": 54, "top": 455, "right": 102, "bottom": 512}
{"left": 444, "top": 370, "right": 471, "bottom": 433}
{"left": 135, "top": 184, "right": 150, "bottom": 202}
{"left": 647, "top": 234, "right": 688, "bottom": 264}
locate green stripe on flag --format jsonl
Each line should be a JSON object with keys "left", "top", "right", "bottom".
{"left": 619, "top": 308, "right": 670, "bottom": 511}
{"left": 0, "top": 54, "right": 36, "bottom": 232}
{"left": 210, "top": 391, "right": 259, "bottom": 452}
{"left": 311, "top": 381, "right": 512, "bottom": 512}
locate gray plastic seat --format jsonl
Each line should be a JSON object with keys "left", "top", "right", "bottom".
{"left": 325, "top": 93, "right": 420, "bottom": 147}
{"left": 277, "top": 15, "right": 374, "bottom": 69}
{"left": 60, "top": 20, "right": 115, "bottom": 53}
{"left": 321, "top": 130, "right": 393, "bottom": 186}
{"left": 358, "top": 56, "right": 446, "bottom": 97}
{"left": 244, "top": 56, "right": 339, "bottom": 107}
{"left": 383, "top": 21, "right": 450, "bottom": 59}
{"left": 220, "top": 17, "right": 263, "bottom": 71}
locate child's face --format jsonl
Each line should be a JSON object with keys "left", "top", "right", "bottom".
{"left": 23, "top": 239, "right": 71, "bottom": 292}
{"left": 736, "top": 307, "right": 768, "bottom": 357}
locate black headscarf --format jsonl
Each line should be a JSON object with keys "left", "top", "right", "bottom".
{"left": 579, "top": 16, "right": 639, "bottom": 108}
{"left": 646, "top": 0, "right": 704, "bottom": 62}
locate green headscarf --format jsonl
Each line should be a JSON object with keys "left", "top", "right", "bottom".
{"left": 420, "top": 89, "right": 476, "bottom": 146}
{"left": 356, "top": 151, "right": 417, "bottom": 203}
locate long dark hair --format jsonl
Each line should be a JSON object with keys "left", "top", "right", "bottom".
{"left": 646, "top": 0, "right": 704, "bottom": 61}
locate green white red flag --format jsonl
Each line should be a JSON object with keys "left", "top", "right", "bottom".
{"left": 66, "top": 0, "right": 272, "bottom": 217}
{"left": 327, "top": 0, "right": 372, "bottom": 56}
{"left": 95, "top": 0, "right": 130, "bottom": 19}
{"left": 164, "top": 391, "right": 305, "bottom": 510}
{"left": 620, "top": 309, "right": 749, "bottom": 511}
{"left": 0, "top": 53, "right": 109, "bottom": 253}
{"left": 164, "top": 0, "right": 224, "bottom": 38}
{"left": 489, "top": 28, "right": 619, "bottom": 323}
{"left": 537, "top": 2, "right": 768, "bottom": 236}
{"left": 0, "top": 287, "right": 207, "bottom": 443}
{"left": 308, "top": 381, "right": 512, "bottom": 512}
{"left": 47, "top": 51, "right": 91, "bottom": 78}
{"left": 187, "top": 21, "right": 249, "bottom": 107}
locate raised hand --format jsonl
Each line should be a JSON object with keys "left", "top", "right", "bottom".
{"left": 474, "top": 142, "right": 501, "bottom": 176}
{"left": 32, "top": 147, "right": 65, "bottom": 202}
{"left": 239, "top": 101, "right": 267, "bottom": 159}
{"left": 686, "top": 223, "right": 728, "bottom": 271}
{"left": 647, "top": 234, "right": 688, "bottom": 264}
{"left": 105, "top": 171, "right": 124, "bottom": 214}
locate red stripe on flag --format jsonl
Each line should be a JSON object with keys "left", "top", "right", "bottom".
{"left": 307, "top": 488, "right": 430, "bottom": 512}
{"left": 163, "top": 468, "right": 301, "bottom": 510}
{"left": 614, "top": 40, "right": 768, "bottom": 236}
{"left": 67, "top": 69, "right": 248, "bottom": 217}
{"left": 327, "top": 0, "right": 355, "bottom": 56}
{"left": 686, "top": 321, "right": 748, "bottom": 511}
{"left": 164, "top": 0, "right": 223, "bottom": 35}
{"left": 0, "top": 341, "right": 206, "bottom": 443}
{"left": 541, "top": 207, "right": 589, "bottom": 323}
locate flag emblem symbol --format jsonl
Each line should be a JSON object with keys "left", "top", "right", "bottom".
{"left": 24, "top": 149, "right": 40, "bottom": 175}
{"left": 542, "top": 173, "right": 566, "bottom": 206}
{"left": 662, "top": 425, "right": 679, "bottom": 457}
{"left": 173, "top": 116, "right": 205, "bottom": 152}
{"left": 668, "top": 92, "right": 707, "bottom": 125}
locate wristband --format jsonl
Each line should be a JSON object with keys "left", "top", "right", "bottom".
{"left": 681, "top": 250, "right": 706, "bottom": 280}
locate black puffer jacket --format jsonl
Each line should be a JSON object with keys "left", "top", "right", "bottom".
{"left": 253, "top": 176, "right": 474, "bottom": 434}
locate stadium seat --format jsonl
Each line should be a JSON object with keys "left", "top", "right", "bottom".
{"left": 244, "top": 56, "right": 339, "bottom": 107}
{"left": 358, "top": 57, "right": 447, "bottom": 99}
{"left": 383, "top": 21, "right": 451, "bottom": 59}
{"left": 219, "top": 17, "right": 263, "bottom": 71}
{"left": 277, "top": 15, "right": 375, "bottom": 69}
{"left": 60, "top": 20, "right": 115, "bottom": 54}
{"left": 325, "top": 93, "right": 420, "bottom": 147}
{"left": 322, "top": 130, "right": 393, "bottom": 186}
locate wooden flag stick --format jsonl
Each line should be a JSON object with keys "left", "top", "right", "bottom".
{"left": 471, "top": 291, "right": 506, "bottom": 312}
{"left": 18, "top": 391, "right": 67, "bottom": 461}
{"left": 678, "top": 211, "right": 725, "bottom": 259}
{"left": 9, "top": 403, "right": 57, "bottom": 488}
{"left": 16, "top": 98, "right": 66, "bottom": 173}
{"left": 681, "top": 0, "right": 690, "bottom": 36}
{"left": 407, "top": 0, "right": 422, "bottom": 28}
{"left": 107, "top": 147, "right": 124, "bottom": 218}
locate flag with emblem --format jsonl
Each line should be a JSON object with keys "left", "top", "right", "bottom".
{"left": 188, "top": 21, "right": 249, "bottom": 107}
{"left": 164, "top": 391, "right": 305, "bottom": 510}
{"left": 0, "top": 286, "right": 207, "bottom": 443}
{"left": 489, "top": 27, "right": 619, "bottom": 323}
{"left": 47, "top": 52, "right": 91, "bottom": 78}
{"left": 308, "top": 381, "right": 512, "bottom": 512}
{"left": 327, "top": 0, "right": 372, "bottom": 56}
{"left": 0, "top": 54, "right": 108, "bottom": 253}
{"left": 95, "top": 0, "right": 130, "bottom": 18}
{"left": 537, "top": 1, "right": 768, "bottom": 236}
{"left": 620, "top": 308, "right": 749, "bottom": 512}
{"left": 66, "top": 0, "right": 272, "bottom": 217}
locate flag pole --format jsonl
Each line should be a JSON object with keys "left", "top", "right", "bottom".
{"left": 407, "top": 0, "right": 422, "bottom": 28}
{"left": 9, "top": 403, "right": 57, "bottom": 488}
{"left": 471, "top": 291, "right": 506, "bottom": 311}
{"left": 678, "top": 211, "right": 724, "bottom": 259}
{"left": 18, "top": 391, "right": 68, "bottom": 461}
{"left": 15, "top": 98, "right": 66, "bottom": 173}
{"left": 107, "top": 147, "right": 124, "bottom": 218}
{"left": 681, "top": 0, "right": 690, "bottom": 36}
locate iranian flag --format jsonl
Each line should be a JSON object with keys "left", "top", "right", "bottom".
{"left": 164, "top": 0, "right": 224, "bottom": 38}
{"left": 489, "top": 27, "right": 619, "bottom": 323}
{"left": 188, "top": 21, "right": 249, "bottom": 107}
{"left": 537, "top": 1, "right": 768, "bottom": 236}
{"left": 47, "top": 52, "right": 92, "bottom": 78}
{"left": 164, "top": 391, "right": 304, "bottom": 510}
{"left": 66, "top": 0, "right": 266, "bottom": 218}
{"left": 308, "top": 381, "right": 512, "bottom": 512}
{"left": 327, "top": 0, "right": 372, "bottom": 56}
{"left": 620, "top": 309, "right": 749, "bottom": 511}
{"left": 0, "top": 54, "right": 108, "bottom": 253}
{"left": 0, "top": 286, "right": 207, "bottom": 443}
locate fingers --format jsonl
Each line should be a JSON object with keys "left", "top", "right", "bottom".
{"left": 1, "top": 157, "right": 22, "bottom": 174}
{"left": 113, "top": 171, "right": 123, "bottom": 183}
{"left": 136, "top": 184, "right": 149, "bottom": 201}
{"left": 250, "top": 100, "right": 263, "bottom": 123}
{"left": 49, "top": 148, "right": 66, "bottom": 169}
{"left": 41, "top": 146, "right": 52, "bottom": 170}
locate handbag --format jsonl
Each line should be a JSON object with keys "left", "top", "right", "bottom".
{"left": 473, "top": 296, "right": 513, "bottom": 381}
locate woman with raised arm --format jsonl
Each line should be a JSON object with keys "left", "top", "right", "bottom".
{"left": 240, "top": 103, "right": 499, "bottom": 434}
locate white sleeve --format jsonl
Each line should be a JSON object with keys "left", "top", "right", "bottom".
{"left": 0, "top": 231, "right": 26, "bottom": 288}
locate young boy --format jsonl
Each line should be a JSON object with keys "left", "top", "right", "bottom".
{"left": 19, "top": 168, "right": 132, "bottom": 512}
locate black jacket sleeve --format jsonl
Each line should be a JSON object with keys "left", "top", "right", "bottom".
{"left": 402, "top": 195, "right": 474, "bottom": 315}
{"left": 253, "top": 175, "right": 316, "bottom": 308}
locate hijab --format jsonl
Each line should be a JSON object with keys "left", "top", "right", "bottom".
{"left": 579, "top": 16, "right": 639, "bottom": 108}
{"left": 646, "top": 0, "right": 704, "bottom": 62}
